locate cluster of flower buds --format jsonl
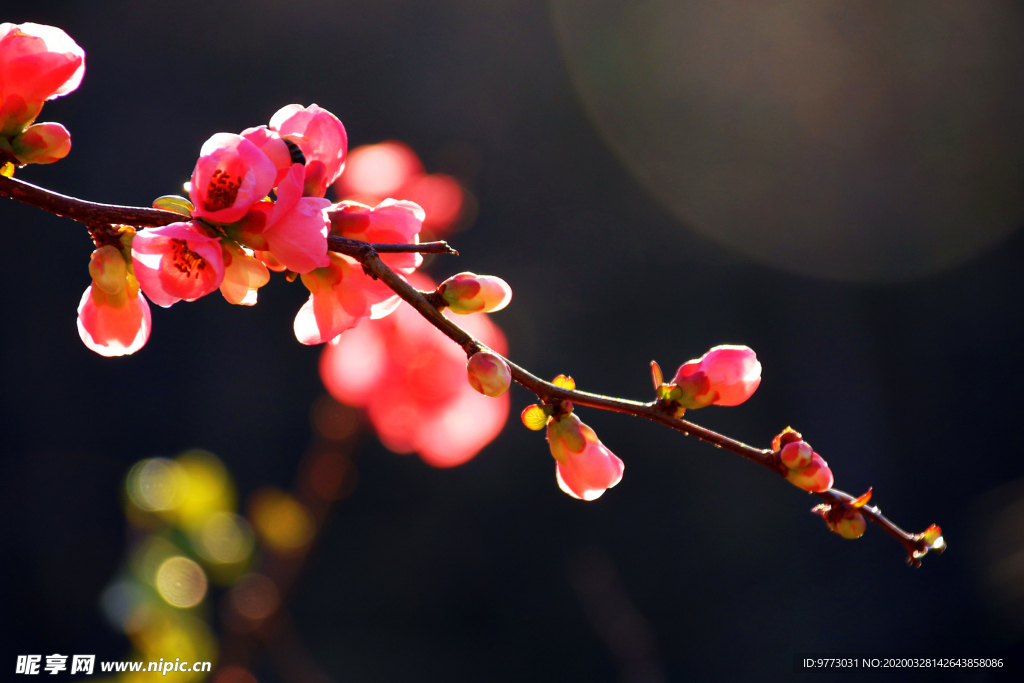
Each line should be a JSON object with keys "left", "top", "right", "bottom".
{"left": 773, "top": 427, "right": 834, "bottom": 493}
{"left": 0, "top": 23, "right": 83, "bottom": 171}
{"left": 522, "top": 376, "right": 624, "bottom": 501}
{"left": 71, "top": 96, "right": 437, "bottom": 356}
{"left": 812, "top": 489, "right": 873, "bottom": 540}
{"left": 651, "top": 345, "right": 761, "bottom": 417}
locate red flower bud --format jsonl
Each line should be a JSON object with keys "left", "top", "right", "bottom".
{"left": 439, "top": 272, "right": 512, "bottom": 315}
{"left": 671, "top": 345, "right": 761, "bottom": 409}
{"left": 467, "top": 351, "right": 511, "bottom": 397}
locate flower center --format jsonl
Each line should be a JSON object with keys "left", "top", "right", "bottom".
{"left": 203, "top": 168, "right": 241, "bottom": 212}
{"left": 171, "top": 239, "right": 207, "bottom": 278}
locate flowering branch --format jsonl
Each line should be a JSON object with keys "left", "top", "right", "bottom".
{"left": 0, "top": 172, "right": 943, "bottom": 566}
{"left": 0, "top": 174, "right": 456, "bottom": 257}
{"left": 0, "top": 20, "right": 942, "bottom": 565}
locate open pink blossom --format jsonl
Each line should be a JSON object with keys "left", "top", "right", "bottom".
{"left": 131, "top": 222, "right": 224, "bottom": 307}
{"left": 328, "top": 198, "right": 425, "bottom": 275}
{"left": 294, "top": 252, "right": 398, "bottom": 345}
{"left": 671, "top": 345, "right": 762, "bottom": 409}
{"left": 269, "top": 104, "right": 347, "bottom": 197}
{"left": 319, "top": 275, "right": 509, "bottom": 467}
{"left": 236, "top": 163, "right": 331, "bottom": 274}
{"left": 0, "top": 23, "right": 84, "bottom": 135}
{"left": 547, "top": 413, "right": 624, "bottom": 501}
{"left": 189, "top": 133, "right": 277, "bottom": 224}
{"left": 239, "top": 125, "right": 294, "bottom": 185}
{"left": 77, "top": 245, "right": 151, "bottom": 356}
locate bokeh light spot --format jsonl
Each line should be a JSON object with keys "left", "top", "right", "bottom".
{"left": 197, "top": 512, "right": 255, "bottom": 565}
{"left": 248, "top": 488, "right": 314, "bottom": 552}
{"left": 229, "top": 573, "right": 280, "bottom": 624}
{"left": 155, "top": 556, "right": 208, "bottom": 608}
{"left": 126, "top": 458, "right": 185, "bottom": 512}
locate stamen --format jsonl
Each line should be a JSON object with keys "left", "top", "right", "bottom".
{"left": 171, "top": 239, "right": 207, "bottom": 278}
{"left": 203, "top": 168, "right": 241, "bottom": 212}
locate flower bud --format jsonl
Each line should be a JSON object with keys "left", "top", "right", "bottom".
{"left": 547, "top": 413, "right": 624, "bottom": 501}
{"left": 88, "top": 245, "right": 128, "bottom": 296}
{"left": 771, "top": 426, "right": 802, "bottom": 452}
{"left": 780, "top": 441, "right": 813, "bottom": 471}
{"left": 671, "top": 345, "right": 761, "bottom": 409}
{"left": 829, "top": 510, "right": 866, "bottom": 539}
{"left": 439, "top": 272, "right": 512, "bottom": 315}
{"left": 785, "top": 453, "right": 834, "bottom": 493}
{"left": 10, "top": 122, "right": 70, "bottom": 164}
{"left": 467, "top": 351, "right": 511, "bottom": 397}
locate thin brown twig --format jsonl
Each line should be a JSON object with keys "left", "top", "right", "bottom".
{"left": 1, "top": 173, "right": 943, "bottom": 566}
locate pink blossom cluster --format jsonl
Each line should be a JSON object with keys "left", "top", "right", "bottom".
{"left": 773, "top": 427, "right": 834, "bottom": 493}
{"left": 76, "top": 102, "right": 432, "bottom": 356}
{"left": 0, "top": 22, "right": 83, "bottom": 168}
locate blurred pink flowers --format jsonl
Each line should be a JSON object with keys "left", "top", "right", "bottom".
{"left": 320, "top": 276, "right": 509, "bottom": 467}
{"left": 334, "top": 140, "right": 464, "bottom": 235}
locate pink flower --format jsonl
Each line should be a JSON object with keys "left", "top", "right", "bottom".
{"left": 294, "top": 253, "right": 398, "bottom": 345}
{"left": 293, "top": 198, "right": 427, "bottom": 344}
{"left": 671, "top": 345, "right": 762, "bottom": 409}
{"left": 77, "top": 245, "right": 151, "bottom": 356}
{"left": 467, "top": 351, "right": 511, "bottom": 397}
{"left": 257, "top": 164, "right": 331, "bottom": 273}
{"left": 131, "top": 222, "right": 225, "bottom": 307}
{"left": 220, "top": 240, "right": 270, "bottom": 306}
{"left": 438, "top": 272, "right": 512, "bottom": 315}
{"left": 189, "top": 133, "right": 277, "bottom": 224}
{"left": 239, "top": 125, "right": 294, "bottom": 185}
{"left": 9, "top": 121, "right": 70, "bottom": 164}
{"left": 328, "top": 198, "right": 425, "bottom": 275}
{"left": 0, "top": 23, "right": 85, "bottom": 136}
{"left": 319, "top": 275, "right": 509, "bottom": 468}
{"left": 269, "top": 104, "right": 347, "bottom": 197}
{"left": 547, "top": 413, "right": 624, "bottom": 501}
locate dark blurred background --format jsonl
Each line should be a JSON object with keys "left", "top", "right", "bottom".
{"left": 3, "top": 1, "right": 1024, "bottom": 681}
